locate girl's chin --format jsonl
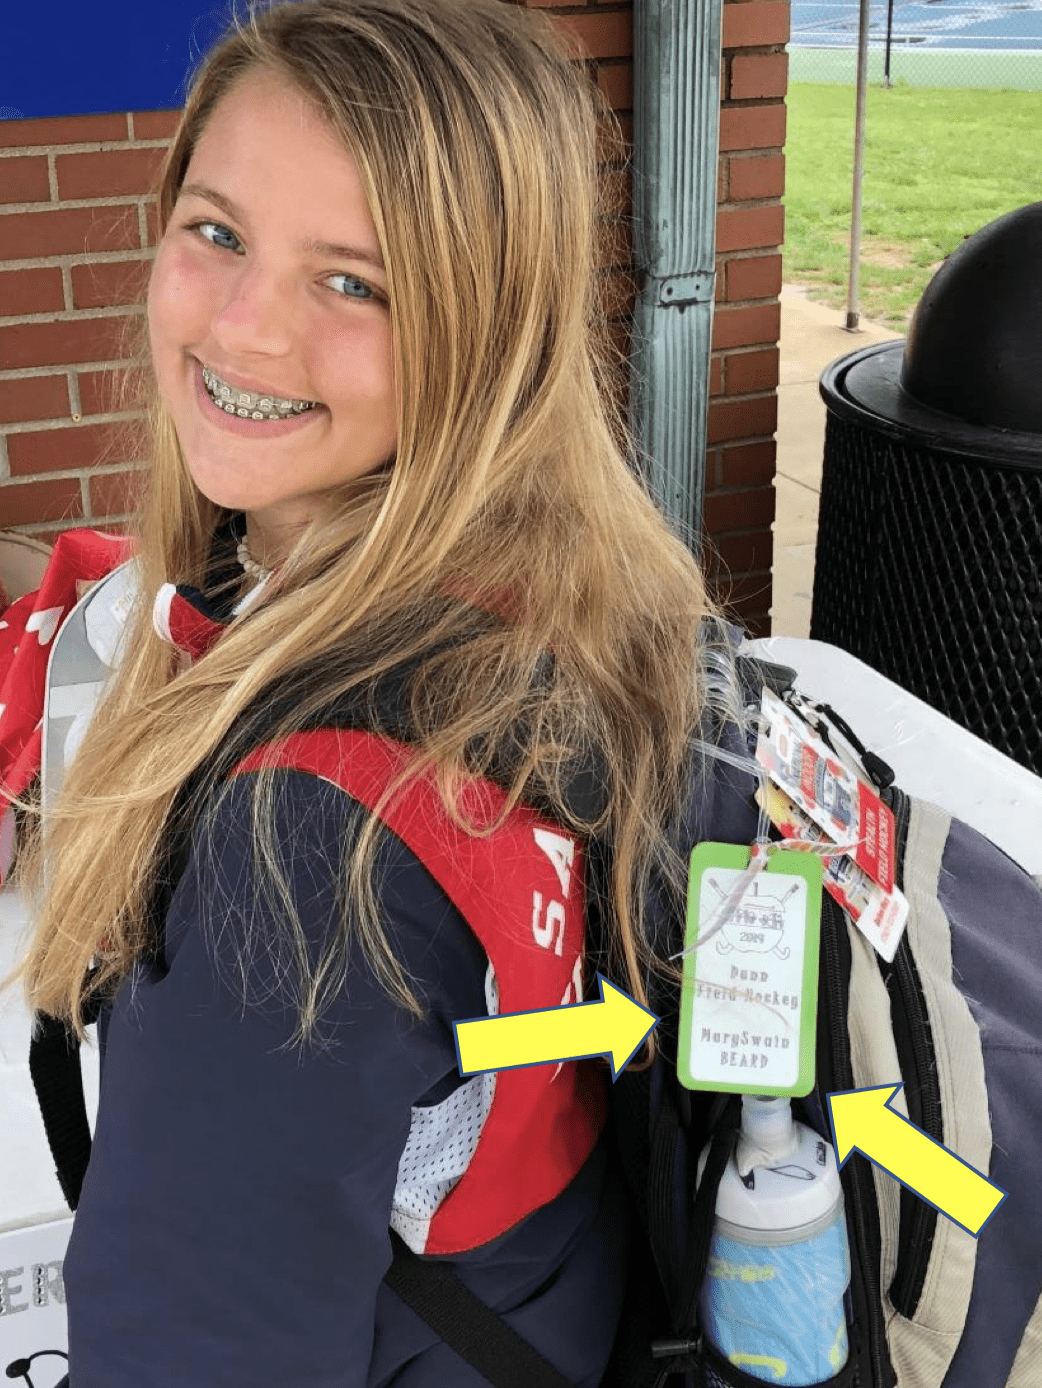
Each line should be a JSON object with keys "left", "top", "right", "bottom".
{"left": 182, "top": 456, "right": 280, "bottom": 515}
{"left": 184, "top": 457, "right": 330, "bottom": 535}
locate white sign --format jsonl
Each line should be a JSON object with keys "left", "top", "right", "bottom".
{"left": 0, "top": 1217, "right": 71, "bottom": 1382}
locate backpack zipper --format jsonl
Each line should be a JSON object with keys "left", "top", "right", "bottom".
{"left": 818, "top": 890, "right": 896, "bottom": 1388}
{"left": 876, "top": 785, "right": 942, "bottom": 1319}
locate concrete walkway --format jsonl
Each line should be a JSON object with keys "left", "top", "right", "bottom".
{"left": 771, "top": 285, "right": 903, "bottom": 637}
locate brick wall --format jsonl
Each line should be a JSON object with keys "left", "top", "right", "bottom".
{"left": 0, "top": 0, "right": 787, "bottom": 635}
{"left": 709, "top": 0, "right": 789, "bottom": 637}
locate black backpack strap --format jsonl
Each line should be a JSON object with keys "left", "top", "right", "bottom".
{"left": 642, "top": 1085, "right": 741, "bottom": 1379}
{"left": 28, "top": 1014, "right": 93, "bottom": 1210}
{"left": 28, "top": 738, "right": 221, "bottom": 1206}
{"left": 674, "top": 1094, "right": 741, "bottom": 1339}
{"left": 28, "top": 975, "right": 107, "bottom": 1211}
{"left": 385, "top": 1231, "right": 577, "bottom": 1388}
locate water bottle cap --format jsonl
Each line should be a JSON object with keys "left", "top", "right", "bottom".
{"left": 700, "top": 1108, "right": 845, "bottom": 1234}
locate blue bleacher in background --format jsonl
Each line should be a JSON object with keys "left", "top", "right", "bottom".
{"left": 2, "top": 1, "right": 235, "bottom": 121}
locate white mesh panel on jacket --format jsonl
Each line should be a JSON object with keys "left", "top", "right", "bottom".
{"left": 390, "top": 965, "right": 499, "bottom": 1253}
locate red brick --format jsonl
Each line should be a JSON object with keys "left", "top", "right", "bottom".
{"left": 0, "top": 113, "right": 128, "bottom": 150}
{"left": 71, "top": 258, "right": 151, "bottom": 310}
{"left": 0, "top": 156, "right": 51, "bottom": 206}
{"left": 715, "top": 574, "right": 773, "bottom": 627}
{"left": 78, "top": 365, "right": 149, "bottom": 417}
{"left": 711, "top": 301, "right": 781, "bottom": 350}
{"left": 730, "top": 52, "right": 789, "bottom": 101}
{"left": 598, "top": 168, "right": 632, "bottom": 220}
{"left": 710, "top": 355, "right": 724, "bottom": 397}
{"left": 133, "top": 110, "right": 182, "bottom": 140}
{"left": 143, "top": 198, "right": 162, "bottom": 247}
{"left": 714, "top": 572, "right": 774, "bottom": 611}
{"left": 726, "top": 346, "right": 780, "bottom": 395}
{"left": 0, "top": 266, "right": 65, "bottom": 315}
{"left": 606, "top": 319, "right": 632, "bottom": 362}
{"left": 715, "top": 261, "right": 727, "bottom": 303}
{"left": 0, "top": 477, "right": 83, "bottom": 526}
{"left": 736, "top": 605, "right": 772, "bottom": 640}
{"left": 597, "top": 61, "right": 634, "bottom": 112}
{"left": 719, "top": 105, "right": 786, "bottom": 154}
{"left": 89, "top": 468, "right": 147, "bottom": 517}
{"left": 706, "top": 526, "right": 774, "bottom": 575}
{"left": 600, "top": 268, "right": 637, "bottom": 321}
{"left": 729, "top": 153, "right": 785, "bottom": 203}
{"left": 553, "top": 11, "right": 634, "bottom": 62}
{"left": 0, "top": 315, "right": 141, "bottom": 370}
{"left": 8, "top": 419, "right": 141, "bottom": 475}
{"left": 726, "top": 253, "right": 783, "bottom": 302}
{"left": 703, "top": 485, "right": 776, "bottom": 534}
{"left": 0, "top": 375, "right": 70, "bottom": 425}
{"left": 716, "top": 204, "right": 784, "bottom": 254}
{"left": 718, "top": 438, "right": 777, "bottom": 487}
{"left": 721, "top": 1, "right": 790, "bottom": 49}
{"left": 0, "top": 205, "right": 139, "bottom": 261}
{"left": 707, "top": 394, "right": 777, "bottom": 445}
{"left": 718, "top": 157, "right": 728, "bottom": 204}
{"left": 597, "top": 215, "right": 634, "bottom": 270}
{"left": 56, "top": 148, "right": 167, "bottom": 201}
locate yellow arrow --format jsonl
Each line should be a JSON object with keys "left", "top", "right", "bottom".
{"left": 827, "top": 1083, "right": 1007, "bottom": 1238}
{"left": 454, "top": 974, "right": 658, "bottom": 1082}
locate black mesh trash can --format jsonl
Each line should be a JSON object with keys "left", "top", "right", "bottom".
{"left": 810, "top": 201, "right": 1042, "bottom": 777}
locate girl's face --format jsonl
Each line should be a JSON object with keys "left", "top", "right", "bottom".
{"left": 148, "top": 69, "right": 398, "bottom": 553}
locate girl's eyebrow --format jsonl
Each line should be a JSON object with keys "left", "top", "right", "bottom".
{"left": 178, "top": 180, "right": 387, "bottom": 273}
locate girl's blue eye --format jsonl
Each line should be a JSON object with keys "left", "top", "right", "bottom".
{"left": 326, "top": 273, "right": 375, "bottom": 302}
{"left": 194, "top": 220, "right": 242, "bottom": 252}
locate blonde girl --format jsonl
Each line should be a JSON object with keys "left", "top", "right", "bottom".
{"left": 14, "top": 2, "right": 725, "bottom": 1383}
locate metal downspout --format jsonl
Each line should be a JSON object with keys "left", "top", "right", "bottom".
{"left": 628, "top": 0, "right": 725, "bottom": 555}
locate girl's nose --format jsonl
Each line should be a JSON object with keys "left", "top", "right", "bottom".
{"left": 209, "top": 264, "right": 298, "bottom": 359}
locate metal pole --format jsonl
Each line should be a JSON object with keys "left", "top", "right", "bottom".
{"left": 846, "top": 0, "right": 872, "bottom": 331}
{"left": 629, "top": 0, "right": 724, "bottom": 549}
{"left": 885, "top": 0, "right": 895, "bottom": 86}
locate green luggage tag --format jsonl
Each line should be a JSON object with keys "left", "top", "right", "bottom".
{"left": 677, "top": 842, "right": 822, "bottom": 1096}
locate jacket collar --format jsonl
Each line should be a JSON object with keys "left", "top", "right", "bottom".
{"left": 151, "top": 514, "right": 263, "bottom": 661}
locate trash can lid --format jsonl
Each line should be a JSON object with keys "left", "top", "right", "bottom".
{"left": 901, "top": 201, "right": 1042, "bottom": 434}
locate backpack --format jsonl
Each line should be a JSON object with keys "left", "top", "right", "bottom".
{"left": 378, "top": 655, "right": 1042, "bottom": 1388}
{"left": 26, "top": 600, "right": 1042, "bottom": 1388}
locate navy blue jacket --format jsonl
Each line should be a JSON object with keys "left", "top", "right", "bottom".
{"left": 50, "top": 518, "right": 757, "bottom": 1386}
{"left": 57, "top": 767, "right": 629, "bottom": 1386}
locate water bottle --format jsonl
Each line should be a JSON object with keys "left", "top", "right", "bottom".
{"left": 697, "top": 1096, "right": 851, "bottom": 1385}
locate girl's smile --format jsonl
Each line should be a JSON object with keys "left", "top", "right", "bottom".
{"left": 193, "top": 357, "right": 327, "bottom": 440}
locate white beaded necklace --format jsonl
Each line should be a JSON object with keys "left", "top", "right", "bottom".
{"left": 235, "top": 536, "right": 273, "bottom": 583}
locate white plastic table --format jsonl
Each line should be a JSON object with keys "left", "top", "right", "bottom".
{"left": 745, "top": 638, "right": 1042, "bottom": 880}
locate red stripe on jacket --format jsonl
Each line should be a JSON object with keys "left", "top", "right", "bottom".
{"left": 231, "top": 728, "right": 608, "bottom": 1255}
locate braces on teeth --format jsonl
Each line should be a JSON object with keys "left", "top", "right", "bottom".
{"left": 202, "top": 366, "right": 318, "bottom": 420}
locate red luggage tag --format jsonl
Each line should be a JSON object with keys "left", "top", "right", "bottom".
{"left": 755, "top": 690, "right": 896, "bottom": 895}
{"left": 677, "top": 842, "right": 821, "bottom": 1097}
{"left": 757, "top": 780, "right": 909, "bottom": 964}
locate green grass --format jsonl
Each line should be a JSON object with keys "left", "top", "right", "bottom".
{"left": 784, "top": 82, "right": 1042, "bottom": 327}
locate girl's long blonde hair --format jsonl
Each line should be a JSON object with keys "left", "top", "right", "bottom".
{"left": 14, "top": 0, "right": 726, "bottom": 1049}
